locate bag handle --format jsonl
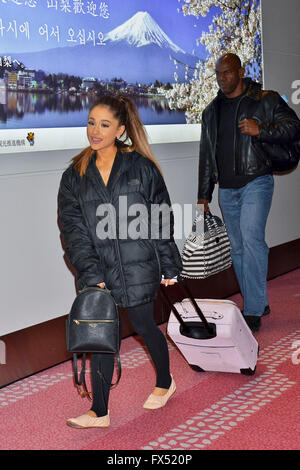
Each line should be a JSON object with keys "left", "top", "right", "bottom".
{"left": 205, "top": 212, "right": 222, "bottom": 241}
{"left": 78, "top": 286, "right": 112, "bottom": 295}
{"left": 159, "top": 279, "right": 214, "bottom": 335}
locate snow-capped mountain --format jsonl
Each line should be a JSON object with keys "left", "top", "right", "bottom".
{"left": 11, "top": 11, "right": 202, "bottom": 84}
{"left": 104, "top": 11, "right": 185, "bottom": 54}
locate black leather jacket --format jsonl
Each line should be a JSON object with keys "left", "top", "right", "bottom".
{"left": 198, "top": 78, "right": 300, "bottom": 201}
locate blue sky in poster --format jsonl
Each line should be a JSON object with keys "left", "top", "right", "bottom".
{"left": 0, "top": 0, "right": 217, "bottom": 56}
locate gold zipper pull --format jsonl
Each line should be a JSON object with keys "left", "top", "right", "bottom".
{"left": 73, "top": 319, "right": 80, "bottom": 325}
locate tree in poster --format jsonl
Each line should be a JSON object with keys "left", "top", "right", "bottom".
{"left": 166, "top": 0, "right": 262, "bottom": 123}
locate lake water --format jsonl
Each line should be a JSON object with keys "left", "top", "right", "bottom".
{"left": 0, "top": 92, "right": 186, "bottom": 128}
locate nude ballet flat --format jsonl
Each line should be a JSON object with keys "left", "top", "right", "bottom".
{"left": 143, "top": 376, "right": 176, "bottom": 410}
{"left": 66, "top": 411, "right": 110, "bottom": 429}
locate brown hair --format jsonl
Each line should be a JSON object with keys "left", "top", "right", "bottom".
{"left": 72, "top": 95, "right": 161, "bottom": 176}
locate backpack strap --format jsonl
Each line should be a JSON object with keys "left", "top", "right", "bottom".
{"left": 73, "top": 353, "right": 91, "bottom": 400}
{"left": 97, "top": 352, "right": 122, "bottom": 387}
{"left": 73, "top": 352, "right": 122, "bottom": 401}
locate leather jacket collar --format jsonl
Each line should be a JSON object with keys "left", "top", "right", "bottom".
{"left": 216, "top": 78, "right": 262, "bottom": 102}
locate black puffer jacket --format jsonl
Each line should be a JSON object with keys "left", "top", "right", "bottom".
{"left": 198, "top": 78, "right": 300, "bottom": 201}
{"left": 58, "top": 150, "right": 182, "bottom": 307}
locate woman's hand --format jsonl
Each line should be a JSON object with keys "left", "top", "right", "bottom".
{"left": 161, "top": 279, "right": 176, "bottom": 287}
{"left": 97, "top": 282, "right": 106, "bottom": 289}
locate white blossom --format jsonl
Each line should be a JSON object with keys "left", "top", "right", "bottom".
{"left": 165, "top": 0, "right": 262, "bottom": 123}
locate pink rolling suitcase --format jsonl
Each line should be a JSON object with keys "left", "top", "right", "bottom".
{"left": 161, "top": 282, "right": 258, "bottom": 375}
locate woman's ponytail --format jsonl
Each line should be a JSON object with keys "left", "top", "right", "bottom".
{"left": 118, "top": 96, "right": 161, "bottom": 172}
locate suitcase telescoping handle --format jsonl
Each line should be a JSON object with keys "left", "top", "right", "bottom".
{"left": 159, "top": 279, "right": 215, "bottom": 335}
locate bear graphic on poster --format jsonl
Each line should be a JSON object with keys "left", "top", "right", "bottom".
{"left": 27, "top": 132, "right": 35, "bottom": 146}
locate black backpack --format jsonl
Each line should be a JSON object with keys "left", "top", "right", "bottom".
{"left": 66, "top": 287, "right": 121, "bottom": 399}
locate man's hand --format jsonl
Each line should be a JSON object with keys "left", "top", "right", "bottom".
{"left": 238, "top": 119, "right": 260, "bottom": 136}
{"left": 197, "top": 198, "right": 210, "bottom": 214}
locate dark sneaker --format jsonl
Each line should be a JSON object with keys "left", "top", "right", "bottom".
{"left": 244, "top": 315, "right": 261, "bottom": 332}
{"left": 262, "top": 305, "right": 271, "bottom": 316}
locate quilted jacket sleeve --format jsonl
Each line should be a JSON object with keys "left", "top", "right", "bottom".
{"left": 58, "top": 167, "right": 104, "bottom": 290}
{"left": 256, "top": 92, "right": 300, "bottom": 144}
{"left": 146, "top": 163, "right": 182, "bottom": 279}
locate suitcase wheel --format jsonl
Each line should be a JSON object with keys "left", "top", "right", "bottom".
{"left": 190, "top": 364, "right": 205, "bottom": 372}
{"left": 240, "top": 366, "right": 256, "bottom": 376}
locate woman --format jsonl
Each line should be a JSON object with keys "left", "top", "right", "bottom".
{"left": 58, "top": 95, "right": 182, "bottom": 429}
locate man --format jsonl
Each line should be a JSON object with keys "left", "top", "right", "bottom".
{"left": 197, "top": 53, "right": 300, "bottom": 332}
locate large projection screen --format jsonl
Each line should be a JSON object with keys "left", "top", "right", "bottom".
{"left": 0, "top": 0, "right": 262, "bottom": 153}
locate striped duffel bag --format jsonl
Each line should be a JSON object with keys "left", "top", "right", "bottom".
{"left": 180, "top": 212, "right": 232, "bottom": 279}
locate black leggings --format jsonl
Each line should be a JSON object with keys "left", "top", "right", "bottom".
{"left": 90, "top": 301, "right": 171, "bottom": 417}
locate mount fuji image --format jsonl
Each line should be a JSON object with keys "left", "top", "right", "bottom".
{"left": 12, "top": 11, "right": 202, "bottom": 84}
{"left": 104, "top": 11, "right": 186, "bottom": 53}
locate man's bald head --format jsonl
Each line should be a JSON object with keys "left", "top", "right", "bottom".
{"left": 216, "top": 53, "right": 242, "bottom": 70}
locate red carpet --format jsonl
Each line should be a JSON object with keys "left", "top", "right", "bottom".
{"left": 0, "top": 269, "right": 299, "bottom": 451}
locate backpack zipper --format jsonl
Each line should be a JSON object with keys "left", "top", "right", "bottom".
{"left": 73, "top": 319, "right": 114, "bottom": 324}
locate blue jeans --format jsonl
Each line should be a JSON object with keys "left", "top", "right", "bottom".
{"left": 218, "top": 175, "right": 274, "bottom": 316}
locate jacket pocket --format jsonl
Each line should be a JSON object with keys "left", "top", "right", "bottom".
{"left": 119, "top": 181, "right": 141, "bottom": 195}
{"left": 251, "top": 140, "right": 272, "bottom": 168}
